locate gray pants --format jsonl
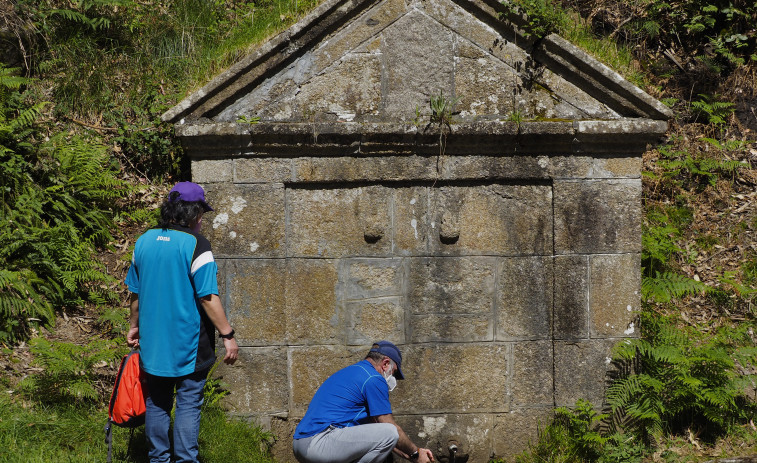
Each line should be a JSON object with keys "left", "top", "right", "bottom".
{"left": 293, "top": 423, "right": 399, "bottom": 463}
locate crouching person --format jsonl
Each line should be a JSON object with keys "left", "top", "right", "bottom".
{"left": 292, "top": 341, "right": 434, "bottom": 463}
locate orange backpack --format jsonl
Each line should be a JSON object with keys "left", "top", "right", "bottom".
{"left": 104, "top": 350, "right": 147, "bottom": 462}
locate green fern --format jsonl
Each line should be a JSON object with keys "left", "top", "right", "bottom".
{"left": 47, "top": 0, "right": 134, "bottom": 31}
{"left": 691, "top": 94, "right": 735, "bottom": 126}
{"left": 607, "top": 312, "right": 756, "bottom": 443}
{"left": 0, "top": 64, "right": 128, "bottom": 342}
{"left": 516, "top": 399, "right": 611, "bottom": 462}
{"left": 0, "top": 269, "right": 54, "bottom": 342}
{"left": 656, "top": 141, "right": 747, "bottom": 188}
{"left": 19, "top": 338, "right": 127, "bottom": 403}
{"left": 642, "top": 224, "right": 681, "bottom": 276}
{"left": 502, "top": 0, "right": 568, "bottom": 38}
{"left": 642, "top": 271, "right": 709, "bottom": 303}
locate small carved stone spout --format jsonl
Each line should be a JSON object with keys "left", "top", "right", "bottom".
{"left": 439, "top": 210, "right": 459, "bottom": 244}
{"left": 437, "top": 439, "right": 469, "bottom": 463}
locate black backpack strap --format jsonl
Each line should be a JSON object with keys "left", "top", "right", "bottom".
{"left": 104, "top": 419, "right": 113, "bottom": 463}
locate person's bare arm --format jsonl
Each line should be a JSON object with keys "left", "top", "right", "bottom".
{"left": 126, "top": 293, "right": 139, "bottom": 348}
{"left": 199, "top": 294, "right": 239, "bottom": 364}
{"left": 375, "top": 414, "right": 434, "bottom": 462}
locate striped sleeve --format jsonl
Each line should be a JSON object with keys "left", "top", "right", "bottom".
{"left": 190, "top": 234, "right": 218, "bottom": 297}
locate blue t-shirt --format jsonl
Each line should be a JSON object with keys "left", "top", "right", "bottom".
{"left": 124, "top": 226, "right": 219, "bottom": 377}
{"left": 294, "top": 360, "right": 393, "bottom": 439}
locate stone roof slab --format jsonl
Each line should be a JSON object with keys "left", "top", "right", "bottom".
{"left": 163, "top": 0, "right": 672, "bottom": 157}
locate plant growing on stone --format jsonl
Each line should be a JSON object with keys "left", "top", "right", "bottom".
{"left": 507, "top": 108, "right": 524, "bottom": 128}
{"left": 237, "top": 115, "right": 261, "bottom": 124}
{"left": 429, "top": 91, "right": 460, "bottom": 132}
{"left": 428, "top": 91, "right": 460, "bottom": 181}
{"left": 412, "top": 105, "right": 423, "bottom": 128}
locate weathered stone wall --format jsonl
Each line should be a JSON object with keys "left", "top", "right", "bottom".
{"left": 192, "top": 140, "right": 641, "bottom": 462}
{"left": 162, "top": 0, "right": 668, "bottom": 459}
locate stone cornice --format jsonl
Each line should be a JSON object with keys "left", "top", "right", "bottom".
{"left": 175, "top": 119, "right": 667, "bottom": 158}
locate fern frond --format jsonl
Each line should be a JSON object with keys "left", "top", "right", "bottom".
{"left": 9, "top": 103, "right": 48, "bottom": 132}
{"left": 49, "top": 9, "right": 111, "bottom": 31}
{"left": 23, "top": 338, "right": 127, "bottom": 403}
{"left": 642, "top": 271, "right": 708, "bottom": 303}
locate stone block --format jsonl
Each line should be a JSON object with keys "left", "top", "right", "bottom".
{"left": 553, "top": 255, "right": 589, "bottom": 340}
{"left": 492, "top": 408, "right": 555, "bottom": 460}
{"left": 394, "top": 413, "right": 494, "bottom": 463}
{"left": 270, "top": 417, "right": 298, "bottom": 463}
{"left": 393, "top": 187, "right": 431, "bottom": 255}
{"left": 344, "top": 298, "right": 406, "bottom": 345}
{"left": 553, "top": 179, "right": 641, "bottom": 254}
{"left": 536, "top": 67, "right": 617, "bottom": 119}
{"left": 429, "top": 184, "right": 553, "bottom": 256}
{"left": 391, "top": 344, "right": 508, "bottom": 413}
{"left": 591, "top": 156, "right": 642, "bottom": 178}
{"left": 497, "top": 257, "right": 552, "bottom": 340}
{"left": 292, "top": 156, "right": 436, "bottom": 183}
{"left": 220, "top": 258, "right": 340, "bottom": 345}
{"left": 417, "top": 0, "right": 531, "bottom": 66}
{"left": 285, "top": 259, "right": 340, "bottom": 344}
{"left": 289, "top": 344, "right": 370, "bottom": 416}
{"left": 234, "top": 157, "right": 293, "bottom": 183}
{"left": 443, "top": 155, "right": 551, "bottom": 181}
{"left": 297, "top": 54, "right": 382, "bottom": 121}
{"left": 203, "top": 183, "right": 286, "bottom": 257}
{"left": 549, "top": 155, "right": 594, "bottom": 178}
{"left": 383, "top": 11, "right": 455, "bottom": 121}
{"left": 191, "top": 159, "right": 232, "bottom": 183}
{"left": 511, "top": 341, "right": 553, "bottom": 406}
{"left": 288, "top": 186, "right": 393, "bottom": 257}
{"left": 311, "top": 0, "right": 408, "bottom": 75}
{"left": 216, "top": 346, "right": 289, "bottom": 414}
{"left": 408, "top": 257, "right": 497, "bottom": 315}
{"left": 410, "top": 314, "right": 493, "bottom": 342}
{"left": 339, "top": 258, "right": 406, "bottom": 299}
{"left": 455, "top": 41, "right": 520, "bottom": 117}
{"left": 219, "top": 259, "right": 287, "bottom": 346}
{"left": 218, "top": 61, "right": 300, "bottom": 121}
{"left": 553, "top": 339, "right": 616, "bottom": 407}
{"left": 590, "top": 253, "right": 640, "bottom": 338}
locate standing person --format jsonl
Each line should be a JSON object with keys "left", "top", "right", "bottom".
{"left": 293, "top": 341, "right": 434, "bottom": 463}
{"left": 125, "top": 181, "right": 238, "bottom": 463}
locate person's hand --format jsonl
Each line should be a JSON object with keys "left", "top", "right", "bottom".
{"left": 223, "top": 337, "right": 239, "bottom": 365}
{"left": 417, "top": 448, "right": 434, "bottom": 463}
{"left": 126, "top": 327, "right": 139, "bottom": 348}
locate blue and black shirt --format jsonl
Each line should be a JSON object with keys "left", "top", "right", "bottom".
{"left": 125, "top": 225, "right": 218, "bottom": 377}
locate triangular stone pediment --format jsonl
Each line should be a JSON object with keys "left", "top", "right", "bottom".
{"left": 163, "top": 0, "right": 672, "bottom": 154}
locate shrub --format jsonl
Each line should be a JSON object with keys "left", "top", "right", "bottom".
{"left": 607, "top": 311, "right": 757, "bottom": 443}
{"left": 0, "top": 64, "right": 128, "bottom": 342}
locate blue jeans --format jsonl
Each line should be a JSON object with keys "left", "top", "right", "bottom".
{"left": 145, "top": 368, "right": 208, "bottom": 463}
{"left": 293, "top": 423, "right": 399, "bottom": 463}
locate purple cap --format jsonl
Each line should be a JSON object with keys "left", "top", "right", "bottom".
{"left": 169, "top": 182, "right": 213, "bottom": 212}
{"left": 370, "top": 340, "right": 404, "bottom": 380}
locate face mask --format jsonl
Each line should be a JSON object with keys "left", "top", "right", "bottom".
{"left": 383, "top": 363, "right": 397, "bottom": 392}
